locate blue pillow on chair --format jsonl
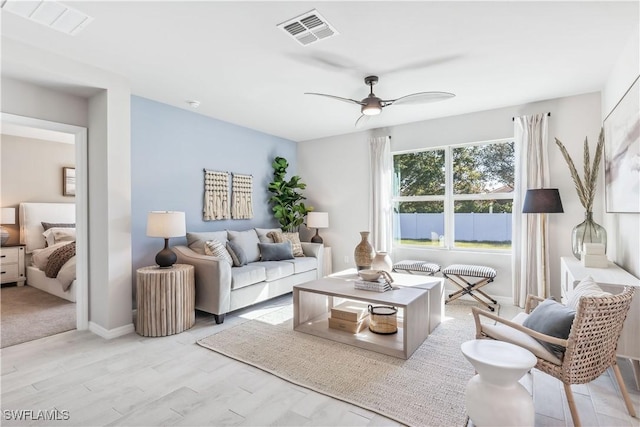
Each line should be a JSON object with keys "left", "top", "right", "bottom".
{"left": 523, "top": 299, "right": 575, "bottom": 357}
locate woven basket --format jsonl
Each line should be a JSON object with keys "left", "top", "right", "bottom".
{"left": 368, "top": 305, "right": 397, "bottom": 334}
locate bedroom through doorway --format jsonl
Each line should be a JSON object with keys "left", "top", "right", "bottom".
{"left": 0, "top": 114, "right": 88, "bottom": 348}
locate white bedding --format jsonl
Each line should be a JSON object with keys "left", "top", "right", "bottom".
{"left": 19, "top": 203, "right": 77, "bottom": 300}
{"left": 31, "top": 242, "right": 77, "bottom": 291}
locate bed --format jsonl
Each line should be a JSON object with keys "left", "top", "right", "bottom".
{"left": 19, "top": 202, "right": 77, "bottom": 302}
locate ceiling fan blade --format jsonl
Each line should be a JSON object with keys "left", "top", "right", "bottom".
{"left": 355, "top": 114, "right": 371, "bottom": 128}
{"left": 305, "top": 92, "right": 363, "bottom": 105}
{"left": 386, "top": 91, "right": 455, "bottom": 106}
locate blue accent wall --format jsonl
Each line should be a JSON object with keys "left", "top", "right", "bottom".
{"left": 131, "top": 96, "right": 297, "bottom": 273}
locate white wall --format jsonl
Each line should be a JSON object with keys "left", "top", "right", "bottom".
{"left": 0, "top": 135, "right": 75, "bottom": 245}
{"left": 1, "top": 38, "right": 133, "bottom": 336}
{"left": 298, "top": 92, "right": 602, "bottom": 300}
{"left": 603, "top": 27, "right": 640, "bottom": 278}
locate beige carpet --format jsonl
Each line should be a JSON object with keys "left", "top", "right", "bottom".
{"left": 1, "top": 285, "right": 76, "bottom": 348}
{"left": 198, "top": 300, "right": 496, "bottom": 427}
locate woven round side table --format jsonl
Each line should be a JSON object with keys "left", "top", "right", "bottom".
{"left": 136, "top": 264, "right": 195, "bottom": 337}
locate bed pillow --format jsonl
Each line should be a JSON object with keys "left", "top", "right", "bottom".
{"left": 566, "top": 276, "right": 610, "bottom": 311}
{"left": 42, "top": 222, "right": 75, "bottom": 231}
{"left": 259, "top": 241, "right": 294, "bottom": 261}
{"left": 226, "top": 240, "right": 247, "bottom": 267}
{"left": 227, "top": 229, "right": 261, "bottom": 263}
{"left": 204, "top": 239, "right": 233, "bottom": 265}
{"left": 42, "top": 227, "right": 76, "bottom": 247}
{"left": 523, "top": 299, "right": 575, "bottom": 356}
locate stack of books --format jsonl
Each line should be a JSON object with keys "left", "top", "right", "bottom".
{"left": 354, "top": 279, "right": 392, "bottom": 293}
{"left": 328, "top": 301, "right": 368, "bottom": 333}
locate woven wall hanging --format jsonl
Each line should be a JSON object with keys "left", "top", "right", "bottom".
{"left": 231, "top": 173, "right": 253, "bottom": 219}
{"left": 203, "top": 169, "right": 230, "bottom": 220}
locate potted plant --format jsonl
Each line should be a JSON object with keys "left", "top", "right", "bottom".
{"left": 555, "top": 128, "right": 606, "bottom": 259}
{"left": 268, "top": 156, "right": 313, "bottom": 232}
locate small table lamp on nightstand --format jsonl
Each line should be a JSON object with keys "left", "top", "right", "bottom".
{"left": 146, "top": 211, "right": 186, "bottom": 268}
{"left": 1, "top": 208, "right": 15, "bottom": 246}
{"left": 307, "top": 211, "right": 329, "bottom": 244}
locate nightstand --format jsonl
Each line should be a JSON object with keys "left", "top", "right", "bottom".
{"left": 1, "top": 245, "right": 26, "bottom": 285}
{"left": 136, "top": 264, "right": 195, "bottom": 337}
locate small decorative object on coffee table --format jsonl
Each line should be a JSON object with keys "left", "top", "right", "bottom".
{"left": 354, "top": 231, "right": 375, "bottom": 270}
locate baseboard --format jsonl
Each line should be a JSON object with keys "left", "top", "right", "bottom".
{"left": 89, "top": 321, "right": 135, "bottom": 339}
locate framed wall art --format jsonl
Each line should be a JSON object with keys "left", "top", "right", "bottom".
{"left": 604, "top": 75, "right": 640, "bottom": 213}
{"left": 63, "top": 167, "right": 76, "bottom": 197}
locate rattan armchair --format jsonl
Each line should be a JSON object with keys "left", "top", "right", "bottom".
{"left": 472, "top": 287, "right": 636, "bottom": 427}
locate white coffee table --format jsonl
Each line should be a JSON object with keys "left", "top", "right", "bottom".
{"left": 293, "top": 271, "right": 443, "bottom": 359}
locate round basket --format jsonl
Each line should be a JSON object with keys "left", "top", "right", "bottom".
{"left": 368, "top": 305, "right": 398, "bottom": 334}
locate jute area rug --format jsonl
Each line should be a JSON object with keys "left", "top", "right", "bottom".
{"left": 1, "top": 285, "right": 76, "bottom": 348}
{"left": 198, "top": 300, "right": 498, "bottom": 427}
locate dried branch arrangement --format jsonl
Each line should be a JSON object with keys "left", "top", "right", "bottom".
{"left": 555, "top": 128, "right": 604, "bottom": 212}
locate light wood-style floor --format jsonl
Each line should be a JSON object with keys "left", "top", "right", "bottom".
{"left": 1, "top": 295, "right": 638, "bottom": 426}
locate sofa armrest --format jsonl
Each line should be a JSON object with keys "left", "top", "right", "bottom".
{"left": 174, "top": 245, "right": 232, "bottom": 315}
{"left": 301, "top": 242, "right": 324, "bottom": 278}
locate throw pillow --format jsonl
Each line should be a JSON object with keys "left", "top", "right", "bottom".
{"left": 267, "top": 230, "right": 285, "bottom": 243}
{"left": 566, "top": 276, "right": 610, "bottom": 311}
{"left": 522, "top": 299, "right": 575, "bottom": 356}
{"left": 259, "top": 241, "right": 294, "bottom": 261}
{"left": 255, "top": 228, "right": 281, "bottom": 243}
{"left": 283, "top": 232, "right": 304, "bottom": 257}
{"left": 226, "top": 240, "right": 247, "bottom": 267}
{"left": 204, "top": 239, "right": 233, "bottom": 265}
{"left": 186, "top": 231, "right": 228, "bottom": 255}
{"left": 42, "top": 227, "right": 76, "bottom": 247}
{"left": 227, "top": 229, "right": 261, "bottom": 263}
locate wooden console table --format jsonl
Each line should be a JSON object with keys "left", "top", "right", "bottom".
{"left": 560, "top": 256, "right": 640, "bottom": 388}
{"left": 136, "top": 264, "right": 195, "bottom": 337}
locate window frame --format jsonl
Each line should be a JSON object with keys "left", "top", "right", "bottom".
{"left": 392, "top": 137, "right": 515, "bottom": 252}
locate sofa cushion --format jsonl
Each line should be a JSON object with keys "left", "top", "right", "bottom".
{"left": 256, "top": 261, "right": 295, "bottom": 282}
{"left": 231, "top": 265, "right": 267, "bottom": 290}
{"left": 226, "top": 241, "right": 248, "bottom": 267}
{"left": 566, "top": 276, "right": 610, "bottom": 310}
{"left": 227, "top": 229, "right": 261, "bottom": 263}
{"left": 283, "top": 257, "right": 317, "bottom": 274}
{"left": 204, "top": 240, "right": 233, "bottom": 265}
{"left": 523, "top": 299, "right": 575, "bottom": 357}
{"left": 255, "top": 228, "right": 281, "bottom": 243}
{"left": 259, "top": 241, "right": 294, "bottom": 261}
{"left": 187, "top": 231, "right": 228, "bottom": 254}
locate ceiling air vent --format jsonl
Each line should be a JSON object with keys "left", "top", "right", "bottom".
{"left": 1, "top": 0, "right": 93, "bottom": 36}
{"left": 277, "top": 9, "right": 339, "bottom": 46}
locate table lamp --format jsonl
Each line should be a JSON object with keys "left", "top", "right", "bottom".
{"left": 1, "top": 207, "right": 16, "bottom": 246}
{"left": 146, "top": 211, "right": 186, "bottom": 268}
{"left": 306, "top": 212, "right": 329, "bottom": 244}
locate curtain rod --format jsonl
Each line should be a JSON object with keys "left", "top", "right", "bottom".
{"left": 512, "top": 112, "right": 551, "bottom": 121}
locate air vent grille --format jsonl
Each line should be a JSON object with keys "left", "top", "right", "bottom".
{"left": 1, "top": 0, "right": 93, "bottom": 35}
{"left": 277, "top": 9, "right": 338, "bottom": 46}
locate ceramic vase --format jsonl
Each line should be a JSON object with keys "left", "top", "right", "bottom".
{"left": 354, "top": 231, "right": 375, "bottom": 270}
{"left": 371, "top": 251, "right": 393, "bottom": 272}
{"left": 571, "top": 212, "right": 607, "bottom": 260}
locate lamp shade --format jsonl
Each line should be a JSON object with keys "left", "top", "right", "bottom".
{"left": 1, "top": 208, "right": 15, "bottom": 225}
{"left": 307, "top": 212, "right": 329, "bottom": 229}
{"left": 146, "top": 211, "right": 186, "bottom": 238}
{"left": 522, "top": 189, "right": 564, "bottom": 213}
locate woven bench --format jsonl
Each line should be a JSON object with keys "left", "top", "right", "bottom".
{"left": 392, "top": 260, "right": 441, "bottom": 276}
{"left": 442, "top": 264, "right": 497, "bottom": 311}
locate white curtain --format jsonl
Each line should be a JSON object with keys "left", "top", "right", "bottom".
{"left": 369, "top": 136, "right": 393, "bottom": 253}
{"left": 513, "top": 114, "right": 551, "bottom": 307}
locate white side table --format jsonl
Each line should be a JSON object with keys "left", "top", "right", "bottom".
{"left": 461, "top": 340, "right": 537, "bottom": 427}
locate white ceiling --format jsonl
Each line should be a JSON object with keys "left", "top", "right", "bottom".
{"left": 1, "top": 1, "right": 638, "bottom": 142}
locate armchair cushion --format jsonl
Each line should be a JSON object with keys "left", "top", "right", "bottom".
{"left": 522, "top": 299, "right": 575, "bottom": 356}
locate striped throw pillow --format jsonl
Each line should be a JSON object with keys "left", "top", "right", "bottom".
{"left": 204, "top": 239, "right": 233, "bottom": 265}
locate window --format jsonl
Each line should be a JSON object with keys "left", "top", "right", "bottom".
{"left": 393, "top": 139, "right": 515, "bottom": 250}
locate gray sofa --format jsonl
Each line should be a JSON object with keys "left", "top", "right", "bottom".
{"left": 174, "top": 228, "right": 323, "bottom": 324}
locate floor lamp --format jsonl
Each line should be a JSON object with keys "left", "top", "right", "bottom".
{"left": 522, "top": 189, "right": 564, "bottom": 298}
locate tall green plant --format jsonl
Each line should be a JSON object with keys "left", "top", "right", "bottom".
{"left": 268, "top": 156, "right": 313, "bottom": 232}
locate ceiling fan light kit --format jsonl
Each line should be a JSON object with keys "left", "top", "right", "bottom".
{"left": 305, "top": 75, "right": 455, "bottom": 126}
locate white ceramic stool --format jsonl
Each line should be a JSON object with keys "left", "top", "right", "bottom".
{"left": 461, "top": 339, "right": 537, "bottom": 427}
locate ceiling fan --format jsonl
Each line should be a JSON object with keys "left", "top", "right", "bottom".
{"left": 305, "top": 75, "right": 455, "bottom": 127}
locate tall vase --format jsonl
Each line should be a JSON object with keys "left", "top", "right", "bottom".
{"left": 371, "top": 251, "right": 393, "bottom": 272}
{"left": 354, "top": 231, "right": 375, "bottom": 270}
{"left": 571, "top": 212, "right": 607, "bottom": 260}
